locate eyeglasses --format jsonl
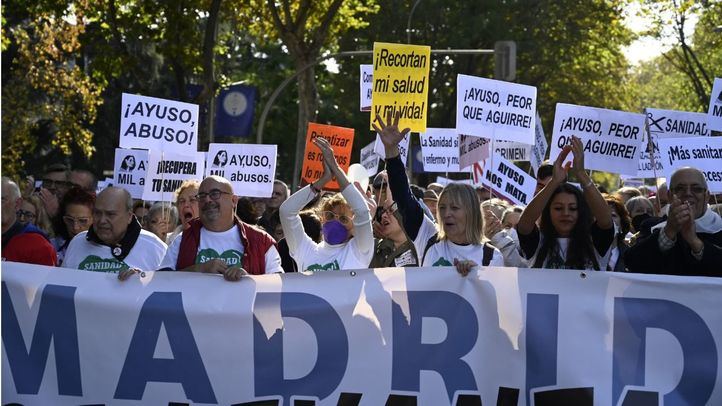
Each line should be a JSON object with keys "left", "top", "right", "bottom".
{"left": 322, "top": 211, "right": 353, "bottom": 225}
{"left": 176, "top": 197, "right": 199, "bottom": 207}
{"left": 671, "top": 184, "right": 706, "bottom": 195}
{"left": 63, "top": 215, "right": 91, "bottom": 227}
{"left": 41, "top": 179, "right": 72, "bottom": 189}
{"left": 374, "top": 202, "right": 397, "bottom": 223}
{"left": 195, "top": 189, "right": 232, "bottom": 201}
{"left": 16, "top": 210, "right": 36, "bottom": 220}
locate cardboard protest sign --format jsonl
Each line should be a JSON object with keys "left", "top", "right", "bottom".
{"left": 470, "top": 153, "right": 536, "bottom": 206}
{"left": 142, "top": 150, "right": 205, "bottom": 201}
{"left": 360, "top": 64, "right": 373, "bottom": 112}
{"left": 206, "top": 144, "right": 277, "bottom": 198}
{"left": 373, "top": 132, "right": 410, "bottom": 164}
{"left": 370, "top": 42, "right": 430, "bottom": 132}
{"left": 708, "top": 77, "right": 722, "bottom": 132}
{"left": 492, "top": 139, "right": 532, "bottom": 162}
{"left": 550, "top": 103, "right": 645, "bottom": 176}
{"left": 456, "top": 74, "right": 537, "bottom": 144}
{"left": 638, "top": 108, "right": 710, "bottom": 178}
{"left": 301, "top": 123, "right": 354, "bottom": 190}
{"left": 530, "top": 112, "right": 548, "bottom": 174}
{"left": 113, "top": 148, "right": 148, "bottom": 199}
{"left": 119, "top": 93, "right": 200, "bottom": 153}
{"left": 360, "top": 141, "right": 380, "bottom": 177}
{"left": 419, "top": 128, "right": 462, "bottom": 172}
{"left": 458, "top": 134, "right": 490, "bottom": 170}
{"left": 657, "top": 136, "right": 722, "bottom": 193}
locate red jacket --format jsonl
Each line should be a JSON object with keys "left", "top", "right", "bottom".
{"left": 176, "top": 217, "right": 277, "bottom": 275}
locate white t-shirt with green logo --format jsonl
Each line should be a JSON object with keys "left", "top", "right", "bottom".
{"left": 422, "top": 239, "right": 503, "bottom": 268}
{"left": 159, "top": 226, "right": 283, "bottom": 274}
{"left": 63, "top": 229, "right": 167, "bottom": 273}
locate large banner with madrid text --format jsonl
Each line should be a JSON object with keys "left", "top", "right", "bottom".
{"left": 3, "top": 263, "right": 722, "bottom": 406}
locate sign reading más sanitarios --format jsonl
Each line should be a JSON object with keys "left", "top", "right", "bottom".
{"left": 3, "top": 263, "right": 722, "bottom": 405}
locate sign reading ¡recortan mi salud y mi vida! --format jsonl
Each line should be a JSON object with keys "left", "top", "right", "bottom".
{"left": 370, "top": 42, "right": 430, "bottom": 133}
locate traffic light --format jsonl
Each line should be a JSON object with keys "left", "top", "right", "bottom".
{"left": 494, "top": 41, "right": 516, "bottom": 82}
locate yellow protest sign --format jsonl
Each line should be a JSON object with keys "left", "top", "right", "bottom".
{"left": 370, "top": 42, "right": 430, "bottom": 133}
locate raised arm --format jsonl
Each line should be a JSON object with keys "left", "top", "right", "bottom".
{"left": 569, "top": 136, "right": 613, "bottom": 230}
{"left": 517, "top": 144, "right": 571, "bottom": 235}
{"left": 341, "top": 182, "right": 374, "bottom": 255}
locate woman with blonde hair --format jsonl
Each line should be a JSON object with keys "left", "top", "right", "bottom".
{"left": 279, "top": 137, "right": 374, "bottom": 272}
{"left": 19, "top": 194, "right": 54, "bottom": 238}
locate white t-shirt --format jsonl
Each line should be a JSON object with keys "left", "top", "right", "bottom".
{"left": 422, "top": 239, "right": 503, "bottom": 268}
{"left": 63, "top": 229, "right": 167, "bottom": 273}
{"left": 413, "top": 215, "right": 439, "bottom": 259}
{"left": 159, "top": 226, "right": 283, "bottom": 274}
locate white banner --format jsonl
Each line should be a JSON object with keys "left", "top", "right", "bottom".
{"left": 456, "top": 74, "right": 537, "bottom": 144}
{"left": 374, "top": 132, "right": 410, "bottom": 164}
{"left": 206, "top": 143, "right": 277, "bottom": 198}
{"left": 657, "top": 136, "right": 722, "bottom": 193}
{"left": 458, "top": 134, "right": 490, "bottom": 170}
{"left": 142, "top": 150, "right": 205, "bottom": 201}
{"left": 469, "top": 153, "right": 536, "bottom": 205}
{"left": 360, "top": 141, "right": 380, "bottom": 177}
{"left": 708, "top": 77, "right": 722, "bottom": 132}
{"left": 119, "top": 93, "right": 200, "bottom": 153}
{"left": 531, "top": 112, "right": 548, "bottom": 174}
{"left": 113, "top": 148, "right": 148, "bottom": 199}
{"left": 550, "top": 103, "right": 645, "bottom": 176}
{"left": 419, "top": 128, "right": 462, "bottom": 172}
{"left": 638, "top": 108, "right": 710, "bottom": 178}
{"left": 360, "top": 64, "right": 373, "bottom": 112}
{"left": 3, "top": 263, "right": 722, "bottom": 405}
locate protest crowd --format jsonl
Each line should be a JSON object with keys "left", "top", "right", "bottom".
{"left": 2, "top": 112, "right": 721, "bottom": 279}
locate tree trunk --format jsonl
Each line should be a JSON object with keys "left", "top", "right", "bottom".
{"left": 292, "top": 58, "right": 319, "bottom": 191}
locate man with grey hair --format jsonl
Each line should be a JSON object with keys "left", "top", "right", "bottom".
{"left": 63, "top": 186, "right": 167, "bottom": 278}
{"left": 2, "top": 177, "right": 57, "bottom": 265}
{"left": 625, "top": 167, "right": 722, "bottom": 276}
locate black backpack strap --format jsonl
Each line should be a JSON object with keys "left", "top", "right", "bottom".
{"left": 482, "top": 242, "right": 495, "bottom": 266}
{"left": 421, "top": 233, "right": 439, "bottom": 265}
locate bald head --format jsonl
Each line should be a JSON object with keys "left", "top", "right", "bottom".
{"left": 2, "top": 177, "right": 22, "bottom": 233}
{"left": 1, "top": 177, "right": 21, "bottom": 201}
{"left": 668, "top": 167, "right": 709, "bottom": 219}
{"left": 200, "top": 175, "right": 234, "bottom": 193}
{"left": 198, "top": 176, "right": 238, "bottom": 231}
{"left": 93, "top": 187, "right": 133, "bottom": 245}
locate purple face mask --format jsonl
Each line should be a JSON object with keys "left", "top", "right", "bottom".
{"left": 322, "top": 220, "right": 349, "bottom": 245}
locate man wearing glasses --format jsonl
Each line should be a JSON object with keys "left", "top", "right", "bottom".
{"left": 63, "top": 187, "right": 167, "bottom": 276}
{"left": 625, "top": 167, "right": 722, "bottom": 276}
{"left": 1, "top": 177, "right": 57, "bottom": 266}
{"left": 159, "top": 175, "right": 283, "bottom": 280}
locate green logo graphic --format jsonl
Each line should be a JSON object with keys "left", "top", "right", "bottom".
{"left": 197, "top": 248, "right": 243, "bottom": 266}
{"left": 78, "top": 255, "right": 128, "bottom": 273}
{"left": 433, "top": 257, "right": 453, "bottom": 267}
{"left": 306, "top": 259, "right": 340, "bottom": 272}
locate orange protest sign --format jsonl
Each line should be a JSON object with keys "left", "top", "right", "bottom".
{"left": 301, "top": 122, "right": 355, "bottom": 190}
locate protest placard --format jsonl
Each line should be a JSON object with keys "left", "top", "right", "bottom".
{"left": 360, "top": 141, "right": 380, "bottom": 177}
{"left": 550, "top": 103, "right": 645, "bottom": 176}
{"left": 119, "top": 93, "right": 200, "bottom": 153}
{"left": 142, "top": 150, "right": 205, "bottom": 201}
{"left": 113, "top": 148, "right": 149, "bottom": 199}
{"left": 619, "top": 174, "right": 645, "bottom": 188}
{"left": 708, "top": 77, "right": 722, "bottom": 132}
{"left": 470, "top": 153, "right": 536, "bottom": 205}
{"left": 458, "top": 134, "right": 490, "bottom": 170}
{"left": 370, "top": 42, "right": 430, "bottom": 132}
{"left": 492, "top": 139, "right": 532, "bottom": 162}
{"left": 360, "top": 64, "right": 373, "bottom": 112}
{"left": 206, "top": 144, "right": 277, "bottom": 198}
{"left": 419, "top": 128, "right": 462, "bottom": 172}
{"left": 435, "top": 176, "right": 474, "bottom": 186}
{"left": 301, "top": 123, "right": 354, "bottom": 190}
{"left": 373, "top": 132, "right": 410, "bottom": 164}
{"left": 456, "top": 74, "right": 537, "bottom": 144}
{"left": 530, "top": 112, "right": 548, "bottom": 174}
{"left": 638, "top": 108, "right": 710, "bottom": 178}
{"left": 657, "top": 136, "right": 722, "bottom": 193}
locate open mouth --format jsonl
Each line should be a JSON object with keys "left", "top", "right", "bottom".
{"left": 382, "top": 219, "right": 390, "bottom": 227}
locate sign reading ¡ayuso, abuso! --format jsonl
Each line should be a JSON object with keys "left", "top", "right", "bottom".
{"left": 206, "top": 143, "right": 277, "bottom": 198}
{"left": 113, "top": 148, "right": 148, "bottom": 199}
{"left": 4, "top": 263, "right": 721, "bottom": 406}
{"left": 119, "top": 93, "right": 200, "bottom": 153}
{"left": 550, "top": 103, "right": 645, "bottom": 176}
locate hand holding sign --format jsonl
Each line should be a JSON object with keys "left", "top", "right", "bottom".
{"left": 313, "top": 137, "right": 349, "bottom": 190}
{"left": 372, "top": 110, "right": 411, "bottom": 159}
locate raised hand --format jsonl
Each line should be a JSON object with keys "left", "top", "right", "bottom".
{"left": 552, "top": 144, "right": 572, "bottom": 185}
{"left": 569, "top": 135, "right": 586, "bottom": 176}
{"left": 372, "top": 110, "right": 410, "bottom": 158}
